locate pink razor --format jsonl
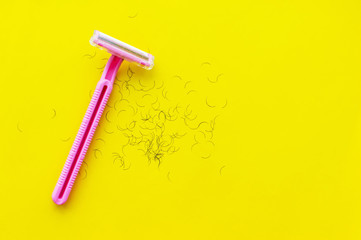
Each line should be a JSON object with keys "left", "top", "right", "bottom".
{"left": 52, "top": 30, "right": 154, "bottom": 205}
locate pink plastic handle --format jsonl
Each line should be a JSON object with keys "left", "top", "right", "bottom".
{"left": 52, "top": 55, "right": 123, "bottom": 205}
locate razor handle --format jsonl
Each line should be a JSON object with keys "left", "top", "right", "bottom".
{"left": 52, "top": 56, "right": 123, "bottom": 205}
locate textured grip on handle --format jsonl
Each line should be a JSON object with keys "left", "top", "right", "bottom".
{"left": 53, "top": 55, "right": 123, "bottom": 205}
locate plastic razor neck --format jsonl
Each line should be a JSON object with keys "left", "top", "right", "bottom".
{"left": 101, "top": 55, "right": 123, "bottom": 83}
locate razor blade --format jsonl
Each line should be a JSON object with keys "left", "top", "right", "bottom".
{"left": 90, "top": 30, "right": 154, "bottom": 70}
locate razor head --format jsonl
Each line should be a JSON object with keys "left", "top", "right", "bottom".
{"left": 90, "top": 30, "right": 154, "bottom": 70}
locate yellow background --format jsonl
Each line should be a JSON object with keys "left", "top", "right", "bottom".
{"left": 1, "top": 0, "right": 361, "bottom": 239}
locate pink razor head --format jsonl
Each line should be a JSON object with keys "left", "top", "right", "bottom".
{"left": 90, "top": 30, "right": 154, "bottom": 70}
